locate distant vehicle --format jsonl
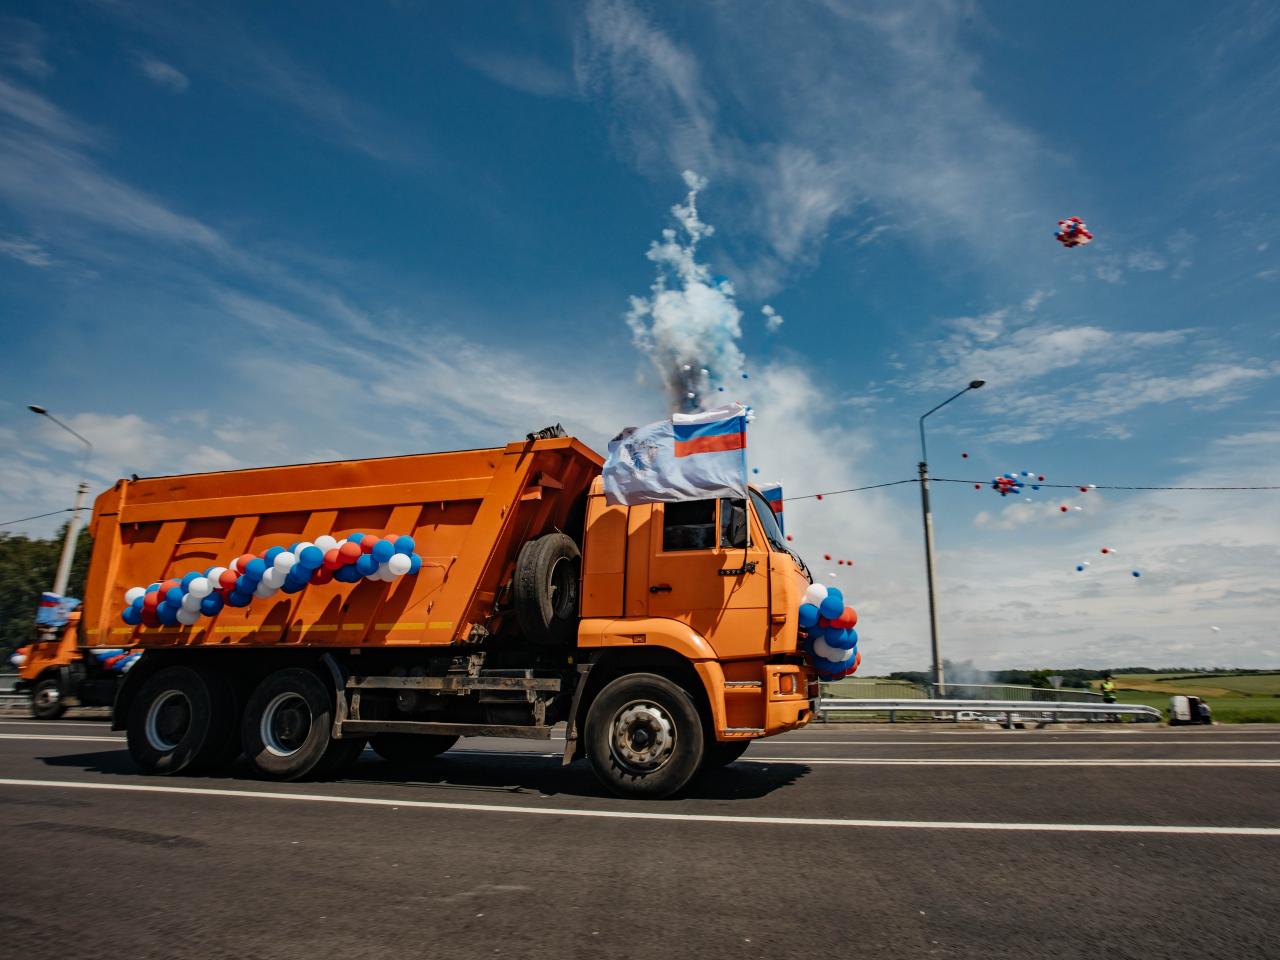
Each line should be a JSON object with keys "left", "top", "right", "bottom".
{"left": 1169, "top": 695, "right": 1213, "bottom": 725}
{"left": 13, "top": 613, "right": 131, "bottom": 719}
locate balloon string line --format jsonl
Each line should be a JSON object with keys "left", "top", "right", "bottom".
{"left": 783, "top": 478, "right": 1280, "bottom": 502}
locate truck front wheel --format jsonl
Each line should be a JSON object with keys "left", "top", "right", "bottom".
{"left": 585, "top": 673, "right": 705, "bottom": 799}
{"left": 126, "top": 666, "right": 233, "bottom": 775}
{"left": 241, "top": 668, "right": 337, "bottom": 781}
{"left": 31, "top": 677, "right": 66, "bottom": 720}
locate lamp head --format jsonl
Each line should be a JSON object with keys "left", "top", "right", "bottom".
{"left": 27, "top": 404, "right": 48, "bottom": 415}
{"left": 968, "top": 380, "right": 986, "bottom": 390}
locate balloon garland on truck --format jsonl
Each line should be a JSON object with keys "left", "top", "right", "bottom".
{"left": 797, "top": 582, "right": 861, "bottom": 680}
{"left": 119, "top": 533, "right": 423, "bottom": 627}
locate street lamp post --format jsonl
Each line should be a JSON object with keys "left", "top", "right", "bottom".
{"left": 28, "top": 405, "right": 93, "bottom": 599}
{"left": 917, "top": 380, "right": 985, "bottom": 696}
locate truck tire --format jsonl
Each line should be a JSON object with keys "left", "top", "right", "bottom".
{"left": 514, "top": 532, "right": 580, "bottom": 645}
{"left": 702, "top": 739, "right": 751, "bottom": 770}
{"left": 370, "top": 733, "right": 459, "bottom": 766}
{"left": 31, "top": 677, "right": 67, "bottom": 720}
{"left": 585, "top": 672, "right": 705, "bottom": 799}
{"left": 241, "top": 668, "right": 336, "bottom": 781}
{"left": 126, "top": 666, "right": 233, "bottom": 775}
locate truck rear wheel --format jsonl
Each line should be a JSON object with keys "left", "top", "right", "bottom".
{"left": 585, "top": 673, "right": 705, "bottom": 799}
{"left": 514, "top": 532, "right": 580, "bottom": 645}
{"left": 370, "top": 733, "right": 459, "bottom": 766}
{"left": 242, "top": 668, "right": 337, "bottom": 781}
{"left": 31, "top": 677, "right": 67, "bottom": 720}
{"left": 126, "top": 666, "right": 233, "bottom": 775}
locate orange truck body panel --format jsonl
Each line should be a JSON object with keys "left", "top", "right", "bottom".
{"left": 81, "top": 437, "right": 814, "bottom": 740}
{"left": 18, "top": 615, "right": 82, "bottom": 683}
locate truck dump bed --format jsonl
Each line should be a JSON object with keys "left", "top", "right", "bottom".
{"left": 83, "top": 437, "right": 602, "bottom": 650}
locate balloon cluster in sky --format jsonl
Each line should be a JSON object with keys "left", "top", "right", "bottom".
{"left": 625, "top": 171, "right": 753, "bottom": 413}
{"left": 1055, "top": 216, "right": 1093, "bottom": 248}
{"left": 91, "top": 648, "right": 141, "bottom": 673}
{"left": 797, "top": 583, "right": 861, "bottom": 680}
{"left": 119, "top": 533, "right": 422, "bottom": 627}
{"left": 1075, "top": 546, "right": 1140, "bottom": 579}
{"left": 986, "top": 470, "right": 1046, "bottom": 497}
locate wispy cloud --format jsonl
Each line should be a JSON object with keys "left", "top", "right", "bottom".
{"left": 135, "top": 54, "right": 189, "bottom": 93}
{"left": 458, "top": 47, "right": 574, "bottom": 98}
{"left": 0, "top": 16, "right": 52, "bottom": 78}
{"left": 0, "top": 235, "right": 54, "bottom": 268}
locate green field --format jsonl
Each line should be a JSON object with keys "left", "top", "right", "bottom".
{"left": 1103, "top": 673, "right": 1280, "bottom": 723}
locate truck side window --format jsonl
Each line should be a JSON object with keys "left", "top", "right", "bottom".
{"left": 719, "top": 498, "right": 749, "bottom": 549}
{"left": 748, "top": 489, "right": 789, "bottom": 553}
{"left": 662, "top": 499, "right": 717, "bottom": 551}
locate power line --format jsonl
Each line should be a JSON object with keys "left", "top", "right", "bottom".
{"left": 0, "top": 508, "right": 75, "bottom": 528}
{"left": 784, "top": 477, "right": 1280, "bottom": 502}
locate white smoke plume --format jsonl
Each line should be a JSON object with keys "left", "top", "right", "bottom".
{"left": 625, "top": 170, "right": 746, "bottom": 412}
{"left": 761, "top": 304, "right": 784, "bottom": 332}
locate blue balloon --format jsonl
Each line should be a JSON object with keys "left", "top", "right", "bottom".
{"left": 157, "top": 602, "right": 179, "bottom": 625}
{"left": 121, "top": 606, "right": 140, "bottom": 626}
{"left": 281, "top": 578, "right": 307, "bottom": 594}
{"left": 371, "top": 540, "right": 394, "bottom": 563}
{"left": 356, "top": 554, "right": 378, "bottom": 576}
{"left": 226, "top": 590, "right": 253, "bottom": 608}
{"left": 131, "top": 596, "right": 144, "bottom": 610}
{"left": 1076, "top": 565, "right": 1085, "bottom": 572}
{"left": 245, "top": 557, "right": 267, "bottom": 579}
{"left": 741, "top": 372, "right": 749, "bottom": 380}
{"left": 147, "top": 582, "right": 161, "bottom": 593}
{"left": 264, "top": 546, "right": 284, "bottom": 564}
{"left": 827, "top": 627, "right": 858, "bottom": 650}
{"left": 798, "top": 603, "right": 820, "bottom": 628}
{"left": 165, "top": 586, "right": 184, "bottom": 606}
{"left": 818, "top": 587, "right": 844, "bottom": 620}
{"left": 298, "top": 545, "right": 324, "bottom": 570}
{"left": 1132, "top": 570, "right": 1141, "bottom": 578}
{"left": 181, "top": 572, "right": 200, "bottom": 589}
{"left": 408, "top": 553, "right": 422, "bottom": 575}
{"left": 394, "top": 535, "right": 416, "bottom": 555}
{"left": 334, "top": 564, "right": 361, "bottom": 583}
{"left": 718, "top": 386, "right": 726, "bottom": 392}
{"left": 235, "top": 575, "right": 256, "bottom": 594}
{"left": 1031, "top": 484, "right": 1040, "bottom": 491}
{"left": 200, "top": 594, "right": 224, "bottom": 616}
{"left": 348, "top": 532, "right": 365, "bottom": 544}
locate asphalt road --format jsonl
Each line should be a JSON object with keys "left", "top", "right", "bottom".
{"left": 1, "top": 718, "right": 1277, "bottom": 960}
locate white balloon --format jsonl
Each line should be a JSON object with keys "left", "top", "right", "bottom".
{"left": 314, "top": 535, "right": 338, "bottom": 552}
{"left": 802, "top": 583, "right": 828, "bottom": 606}
{"left": 206, "top": 567, "right": 227, "bottom": 585}
{"left": 261, "top": 567, "right": 284, "bottom": 589}
{"left": 124, "top": 586, "right": 145, "bottom": 605}
{"left": 230, "top": 557, "right": 242, "bottom": 573}
{"left": 387, "top": 553, "right": 411, "bottom": 576}
{"left": 187, "top": 577, "right": 212, "bottom": 599}
{"left": 181, "top": 592, "right": 203, "bottom": 612}
{"left": 827, "top": 572, "right": 838, "bottom": 580}
{"left": 253, "top": 580, "right": 278, "bottom": 599}
{"left": 813, "top": 637, "right": 855, "bottom": 662}
{"left": 274, "top": 551, "right": 297, "bottom": 573}
{"left": 176, "top": 608, "right": 200, "bottom": 626}
{"left": 296, "top": 542, "right": 314, "bottom": 556}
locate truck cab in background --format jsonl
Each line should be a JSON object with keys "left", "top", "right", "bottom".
{"left": 15, "top": 613, "right": 125, "bottom": 719}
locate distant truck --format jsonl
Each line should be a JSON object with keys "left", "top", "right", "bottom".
{"left": 78, "top": 432, "right": 816, "bottom": 798}
{"left": 13, "top": 613, "right": 133, "bottom": 719}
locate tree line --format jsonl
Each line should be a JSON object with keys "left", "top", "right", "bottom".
{"left": 0, "top": 525, "right": 91, "bottom": 660}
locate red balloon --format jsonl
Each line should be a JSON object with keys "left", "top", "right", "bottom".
{"left": 322, "top": 548, "right": 343, "bottom": 570}
{"left": 786, "top": 534, "right": 793, "bottom": 541}
{"left": 1060, "top": 506, "right": 1068, "bottom": 512}
{"left": 141, "top": 609, "right": 159, "bottom": 628}
{"left": 360, "top": 535, "right": 380, "bottom": 555}
{"left": 235, "top": 553, "right": 256, "bottom": 572}
{"left": 160, "top": 578, "right": 180, "bottom": 596}
{"left": 143, "top": 591, "right": 161, "bottom": 611}
{"left": 1079, "top": 486, "right": 1088, "bottom": 493}
{"left": 338, "top": 541, "right": 362, "bottom": 563}
{"left": 961, "top": 452, "right": 968, "bottom": 458}
{"left": 218, "top": 569, "right": 239, "bottom": 590}
{"left": 1101, "top": 547, "right": 1110, "bottom": 554}
{"left": 815, "top": 494, "right": 824, "bottom": 501}
{"left": 974, "top": 484, "right": 981, "bottom": 490}
{"left": 824, "top": 553, "right": 832, "bottom": 561}
{"left": 834, "top": 607, "right": 858, "bottom": 628}
{"left": 310, "top": 567, "right": 334, "bottom": 585}
{"left": 817, "top": 616, "right": 832, "bottom": 629}
{"left": 1038, "top": 475, "right": 1045, "bottom": 482}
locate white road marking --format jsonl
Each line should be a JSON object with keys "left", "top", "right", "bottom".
{"left": 0, "top": 720, "right": 113, "bottom": 729}
{"left": 0, "top": 733, "right": 122, "bottom": 743}
{"left": 0, "top": 777, "right": 1275, "bottom": 836}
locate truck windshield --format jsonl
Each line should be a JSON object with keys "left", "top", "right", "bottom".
{"left": 748, "top": 489, "right": 789, "bottom": 554}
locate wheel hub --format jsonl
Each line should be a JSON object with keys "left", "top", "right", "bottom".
{"left": 610, "top": 701, "right": 675, "bottom": 772}
{"left": 35, "top": 686, "right": 60, "bottom": 708}
{"left": 144, "top": 690, "right": 192, "bottom": 752}
{"left": 261, "top": 692, "right": 313, "bottom": 758}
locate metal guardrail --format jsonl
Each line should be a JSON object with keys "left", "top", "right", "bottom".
{"left": 817, "top": 697, "right": 1162, "bottom": 723}
{"left": 822, "top": 679, "right": 1104, "bottom": 703}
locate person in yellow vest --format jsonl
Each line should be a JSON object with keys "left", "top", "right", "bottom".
{"left": 1101, "top": 675, "right": 1117, "bottom": 703}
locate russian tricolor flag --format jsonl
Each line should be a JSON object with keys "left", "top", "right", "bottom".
{"left": 759, "top": 483, "right": 784, "bottom": 533}
{"left": 673, "top": 410, "right": 747, "bottom": 458}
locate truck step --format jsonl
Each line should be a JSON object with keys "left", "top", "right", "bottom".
{"left": 348, "top": 675, "right": 562, "bottom": 693}
{"left": 340, "top": 719, "right": 555, "bottom": 740}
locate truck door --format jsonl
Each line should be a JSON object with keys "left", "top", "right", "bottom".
{"left": 646, "top": 498, "right": 770, "bottom": 660}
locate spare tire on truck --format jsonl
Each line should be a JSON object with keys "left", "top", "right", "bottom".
{"left": 513, "top": 532, "right": 580, "bottom": 645}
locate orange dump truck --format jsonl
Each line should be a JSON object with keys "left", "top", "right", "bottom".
{"left": 84, "top": 431, "right": 815, "bottom": 798}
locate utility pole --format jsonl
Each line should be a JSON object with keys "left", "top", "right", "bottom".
{"left": 917, "top": 380, "right": 985, "bottom": 696}
{"left": 28, "top": 405, "right": 93, "bottom": 599}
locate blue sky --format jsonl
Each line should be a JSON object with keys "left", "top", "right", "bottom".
{"left": 2, "top": 1, "right": 1277, "bottom": 670}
